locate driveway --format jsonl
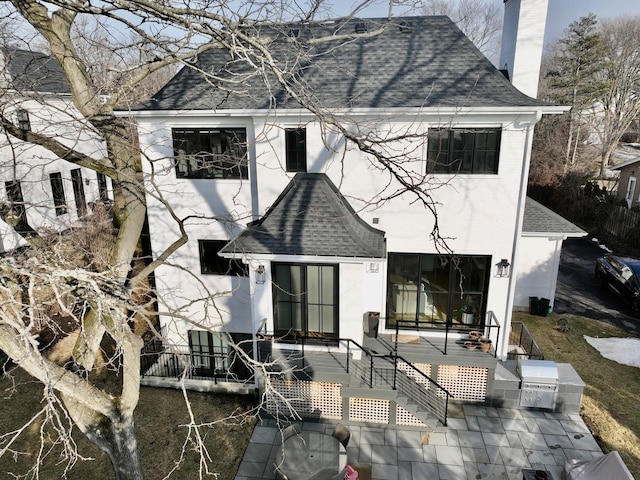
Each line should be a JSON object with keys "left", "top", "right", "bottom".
{"left": 553, "top": 237, "right": 640, "bottom": 336}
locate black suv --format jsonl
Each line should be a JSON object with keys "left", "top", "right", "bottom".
{"left": 595, "top": 255, "right": 640, "bottom": 316}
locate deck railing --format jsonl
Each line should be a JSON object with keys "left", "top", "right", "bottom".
{"left": 394, "top": 310, "right": 502, "bottom": 357}
{"left": 257, "top": 333, "right": 451, "bottom": 426}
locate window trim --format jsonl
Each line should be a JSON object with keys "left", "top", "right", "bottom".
{"left": 198, "top": 239, "right": 248, "bottom": 276}
{"left": 49, "top": 172, "right": 68, "bottom": 216}
{"left": 427, "top": 128, "right": 501, "bottom": 175}
{"left": 172, "top": 127, "right": 248, "bottom": 180}
{"left": 285, "top": 127, "right": 307, "bottom": 173}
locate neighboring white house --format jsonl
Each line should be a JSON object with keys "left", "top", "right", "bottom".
{"left": 514, "top": 197, "right": 587, "bottom": 312}
{"left": 126, "top": 1, "right": 581, "bottom": 410}
{"left": 610, "top": 143, "right": 640, "bottom": 208}
{"left": 0, "top": 48, "right": 111, "bottom": 253}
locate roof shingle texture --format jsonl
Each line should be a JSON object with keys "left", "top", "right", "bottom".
{"left": 523, "top": 197, "right": 586, "bottom": 236}
{"left": 134, "top": 16, "right": 551, "bottom": 111}
{"left": 3, "top": 48, "right": 71, "bottom": 94}
{"left": 220, "top": 173, "right": 386, "bottom": 258}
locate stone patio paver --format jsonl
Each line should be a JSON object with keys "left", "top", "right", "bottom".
{"left": 234, "top": 405, "right": 604, "bottom": 480}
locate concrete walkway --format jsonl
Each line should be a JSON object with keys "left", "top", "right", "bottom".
{"left": 235, "top": 404, "right": 603, "bottom": 480}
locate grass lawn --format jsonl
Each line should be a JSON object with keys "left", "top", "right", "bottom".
{"left": 516, "top": 311, "right": 640, "bottom": 478}
{"left": 0, "top": 367, "right": 257, "bottom": 480}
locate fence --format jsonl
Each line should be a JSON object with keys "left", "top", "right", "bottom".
{"left": 508, "top": 322, "right": 544, "bottom": 360}
{"left": 604, "top": 205, "right": 640, "bottom": 238}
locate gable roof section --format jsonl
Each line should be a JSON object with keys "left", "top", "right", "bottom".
{"left": 610, "top": 143, "right": 640, "bottom": 171}
{"left": 133, "top": 16, "right": 553, "bottom": 111}
{"left": 1, "top": 48, "right": 71, "bottom": 94}
{"left": 220, "top": 173, "right": 385, "bottom": 258}
{"left": 522, "top": 197, "right": 586, "bottom": 238}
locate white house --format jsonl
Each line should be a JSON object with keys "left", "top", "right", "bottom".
{"left": 0, "top": 48, "right": 110, "bottom": 253}
{"left": 127, "top": 1, "right": 584, "bottom": 421}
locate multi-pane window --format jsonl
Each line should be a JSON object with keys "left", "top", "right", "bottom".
{"left": 16, "top": 109, "right": 31, "bottom": 132}
{"left": 173, "top": 128, "right": 248, "bottom": 179}
{"left": 273, "top": 263, "right": 338, "bottom": 339}
{"left": 387, "top": 253, "right": 490, "bottom": 328}
{"left": 285, "top": 128, "right": 307, "bottom": 172}
{"left": 188, "top": 330, "right": 230, "bottom": 377}
{"left": 70, "top": 168, "right": 86, "bottom": 217}
{"left": 96, "top": 172, "right": 109, "bottom": 201}
{"left": 4, "top": 181, "right": 27, "bottom": 225}
{"left": 198, "top": 240, "right": 248, "bottom": 276}
{"left": 426, "top": 128, "right": 501, "bottom": 174}
{"left": 49, "top": 172, "right": 67, "bottom": 216}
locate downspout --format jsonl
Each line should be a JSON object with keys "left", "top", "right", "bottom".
{"left": 502, "top": 110, "right": 542, "bottom": 360}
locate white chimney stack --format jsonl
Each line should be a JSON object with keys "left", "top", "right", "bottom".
{"left": 499, "top": 0, "right": 549, "bottom": 99}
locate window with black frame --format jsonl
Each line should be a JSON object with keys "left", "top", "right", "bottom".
{"left": 426, "top": 128, "right": 501, "bottom": 174}
{"left": 387, "top": 253, "right": 490, "bottom": 329}
{"left": 285, "top": 127, "right": 307, "bottom": 172}
{"left": 49, "top": 172, "right": 68, "bottom": 216}
{"left": 4, "top": 180, "right": 27, "bottom": 226}
{"left": 198, "top": 240, "right": 248, "bottom": 276}
{"left": 188, "top": 330, "right": 230, "bottom": 377}
{"left": 272, "top": 263, "right": 338, "bottom": 340}
{"left": 70, "top": 168, "right": 86, "bottom": 217}
{"left": 173, "top": 128, "right": 248, "bottom": 179}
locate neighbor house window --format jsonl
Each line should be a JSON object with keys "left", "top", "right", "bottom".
{"left": 198, "top": 240, "right": 248, "bottom": 276}
{"left": 70, "top": 168, "right": 86, "bottom": 217}
{"left": 96, "top": 172, "right": 109, "bottom": 201}
{"left": 16, "top": 109, "right": 31, "bottom": 132}
{"left": 427, "top": 128, "right": 501, "bottom": 174}
{"left": 272, "top": 263, "right": 338, "bottom": 340}
{"left": 285, "top": 128, "right": 307, "bottom": 172}
{"left": 173, "top": 128, "right": 248, "bottom": 179}
{"left": 4, "top": 180, "right": 27, "bottom": 225}
{"left": 49, "top": 172, "right": 67, "bottom": 216}
{"left": 387, "top": 253, "right": 490, "bottom": 329}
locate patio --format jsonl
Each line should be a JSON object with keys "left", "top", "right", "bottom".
{"left": 235, "top": 404, "right": 602, "bottom": 480}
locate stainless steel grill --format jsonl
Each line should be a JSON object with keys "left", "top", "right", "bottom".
{"left": 517, "top": 360, "right": 558, "bottom": 409}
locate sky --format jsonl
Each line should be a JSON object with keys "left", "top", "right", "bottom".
{"left": 544, "top": 0, "right": 640, "bottom": 45}
{"left": 332, "top": 1, "right": 640, "bottom": 47}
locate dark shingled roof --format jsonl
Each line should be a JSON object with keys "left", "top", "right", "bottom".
{"left": 2, "top": 48, "right": 71, "bottom": 94}
{"left": 133, "top": 16, "right": 551, "bottom": 111}
{"left": 220, "top": 173, "right": 386, "bottom": 258}
{"left": 522, "top": 197, "right": 586, "bottom": 237}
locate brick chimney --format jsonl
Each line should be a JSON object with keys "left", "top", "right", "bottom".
{"left": 499, "top": 0, "right": 549, "bottom": 99}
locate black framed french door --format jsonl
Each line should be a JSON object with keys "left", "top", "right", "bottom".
{"left": 272, "top": 263, "right": 338, "bottom": 339}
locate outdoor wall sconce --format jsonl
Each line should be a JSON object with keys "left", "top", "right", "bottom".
{"left": 255, "top": 265, "right": 266, "bottom": 284}
{"left": 496, "top": 259, "right": 511, "bottom": 278}
{"left": 16, "top": 109, "right": 31, "bottom": 132}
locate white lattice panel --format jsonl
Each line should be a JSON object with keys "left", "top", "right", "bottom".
{"left": 267, "top": 380, "right": 342, "bottom": 419}
{"left": 349, "top": 398, "right": 389, "bottom": 424}
{"left": 395, "top": 404, "right": 428, "bottom": 427}
{"left": 437, "top": 365, "right": 487, "bottom": 401}
{"left": 398, "top": 362, "right": 432, "bottom": 389}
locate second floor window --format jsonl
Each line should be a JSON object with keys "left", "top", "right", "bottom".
{"left": 427, "top": 128, "right": 501, "bottom": 174}
{"left": 173, "top": 128, "right": 248, "bottom": 179}
{"left": 285, "top": 128, "right": 307, "bottom": 172}
{"left": 198, "top": 240, "right": 248, "bottom": 276}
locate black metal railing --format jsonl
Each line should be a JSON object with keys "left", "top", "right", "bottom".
{"left": 257, "top": 332, "right": 451, "bottom": 426}
{"left": 393, "top": 310, "right": 502, "bottom": 357}
{"left": 140, "top": 340, "right": 253, "bottom": 384}
{"left": 508, "top": 322, "right": 544, "bottom": 360}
